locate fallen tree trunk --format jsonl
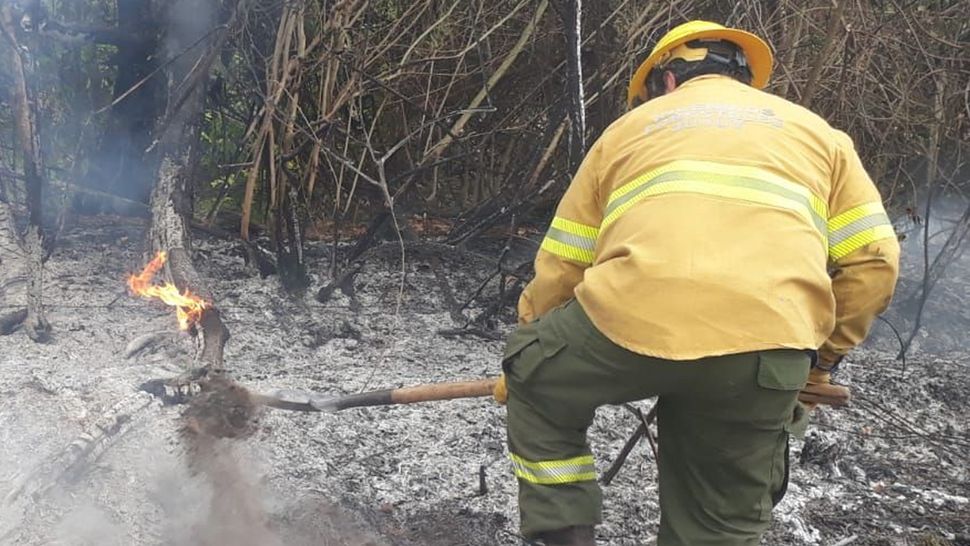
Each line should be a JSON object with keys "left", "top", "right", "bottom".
{"left": 1, "top": 392, "right": 157, "bottom": 509}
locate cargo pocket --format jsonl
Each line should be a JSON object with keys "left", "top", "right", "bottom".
{"left": 757, "top": 350, "right": 811, "bottom": 391}
{"left": 501, "top": 318, "right": 568, "bottom": 387}
{"left": 501, "top": 322, "right": 539, "bottom": 374}
{"left": 756, "top": 350, "right": 811, "bottom": 517}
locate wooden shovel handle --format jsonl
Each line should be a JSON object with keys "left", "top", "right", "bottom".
{"left": 390, "top": 378, "right": 499, "bottom": 404}
{"left": 389, "top": 378, "right": 852, "bottom": 406}
{"left": 314, "top": 378, "right": 501, "bottom": 412}
{"left": 253, "top": 377, "right": 851, "bottom": 413}
{"left": 393, "top": 378, "right": 851, "bottom": 406}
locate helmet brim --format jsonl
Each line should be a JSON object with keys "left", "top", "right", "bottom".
{"left": 627, "top": 27, "right": 773, "bottom": 108}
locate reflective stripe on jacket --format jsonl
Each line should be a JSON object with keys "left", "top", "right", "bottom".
{"left": 518, "top": 75, "right": 900, "bottom": 362}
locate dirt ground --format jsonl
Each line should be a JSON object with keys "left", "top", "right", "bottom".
{"left": 1, "top": 216, "right": 968, "bottom": 545}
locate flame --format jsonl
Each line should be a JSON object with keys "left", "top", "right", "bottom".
{"left": 128, "top": 251, "right": 206, "bottom": 330}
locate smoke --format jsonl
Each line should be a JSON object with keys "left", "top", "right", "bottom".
{"left": 176, "top": 379, "right": 281, "bottom": 546}
{"left": 0, "top": 383, "right": 282, "bottom": 546}
{"left": 54, "top": 504, "right": 126, "bottom": 546}
{"left": 158, "top": 441, "right": 281, "bottom": 546}
{"left": 866, "top": 193, "right": 970, "bottom": 355}
{"left": 48, "top": 435, "right": 282, "bottom": 546}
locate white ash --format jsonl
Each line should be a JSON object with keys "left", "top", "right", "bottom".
{"left": 0, "top": 217, "right": 967, "bottom": 545}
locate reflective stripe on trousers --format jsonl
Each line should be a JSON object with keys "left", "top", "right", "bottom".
{"left": 509, "top": 453, "right": 597, "bottom": 485}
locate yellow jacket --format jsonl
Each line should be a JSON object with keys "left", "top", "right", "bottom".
{"left": 520, "top": 75, "right": 900, "bottom": 363}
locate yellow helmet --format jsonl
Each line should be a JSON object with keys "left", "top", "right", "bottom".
{"left": 627, "top": 20, "right": 773, "bottom": 107}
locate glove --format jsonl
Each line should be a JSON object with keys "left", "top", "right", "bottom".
{"left": 798, "top": 367, "right": 832, "bottom": 411}
{"left": 493, "top": 373, "right": 508, "bottom": 405}
{"left": 807, "top": 367, "right": 831, "bottom": 385}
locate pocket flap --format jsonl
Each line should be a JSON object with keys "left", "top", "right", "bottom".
{"left": 537, "top": 320, "right": 567, "bottom": 359}
{"left": 757, "top": 350, "right": 811, "bottom": 391}
{"left": 502, "top": 322, "right": 539, "bottom": 364}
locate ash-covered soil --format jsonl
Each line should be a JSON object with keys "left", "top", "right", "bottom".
{"left": 1, "top": 216, "right": 968, "bottom": 546}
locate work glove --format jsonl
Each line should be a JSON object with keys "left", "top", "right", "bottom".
{"left": 493, "top": 373, "right": 508, "bottom": 405}
{"left": 798, "top": 367, "right": 832, "bottom": 411}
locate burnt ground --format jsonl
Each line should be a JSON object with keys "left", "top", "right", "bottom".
{"left": 0, "top": 216, "right": 968, "bottom": 546}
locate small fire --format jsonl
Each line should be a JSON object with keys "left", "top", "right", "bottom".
{"left": 128, "top": 251, "right": 206, "bottom": 330}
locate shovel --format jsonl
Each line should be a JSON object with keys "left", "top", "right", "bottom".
{"left": 145, "top": 374, "right": 851, "bottom": 413}
{"left": 253, "top": 377, "right": 851, "bottom": 412}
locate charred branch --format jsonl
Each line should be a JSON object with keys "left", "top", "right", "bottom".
{"left": 188, "top": 220, "right": 277, "bottom": 277}
{"left": 1, "top": 392, "right": 157, "bottom": 508}
{"left": 0, "top": 308, "right": 27, "bottom": 335}
{"left": 430, "top": 254, "right": 465, "bottom": 324}
{"left": 197, "top": 306, "right": 229, "bottom": 369}
{"left": 600, "top": 402, "right": 659, "bottom": 486}
{"left": 274, "top": 185, "right": 309, "bottom": 293}
{"left": 346, "top": 211, "right": 395, "bottom": 264}
{"left": 123, "top": 330, "right": 177, "bottom": 359}
{"left": 316, "top": 261, "right": 362, "bottom": 311}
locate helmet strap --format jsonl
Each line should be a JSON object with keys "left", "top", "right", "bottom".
{"left": 641, "top": 39, "right": 752, "bottom": 103}
{"left": 685, "top": 39, "right": 749, "bottom": 71}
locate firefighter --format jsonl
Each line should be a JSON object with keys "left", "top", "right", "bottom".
{"left": 497, "top": 20, "right": 900, "bottom": 545}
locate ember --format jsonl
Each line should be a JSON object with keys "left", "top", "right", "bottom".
{"left": 128, "top": 251, "right": 207, "bottom": 330}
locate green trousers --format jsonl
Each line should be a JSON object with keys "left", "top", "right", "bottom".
{"left": 503, "top": 300, "right": 810, "bottom": 544}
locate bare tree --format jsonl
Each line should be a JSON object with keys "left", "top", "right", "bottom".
{"left": 147, "top": 0, "right": 246, "bottom": 367}
{"left": 1, "top": 1, "right": 49, "bottom": 342}
{"left": 553, "top": 0, "right": 586, "bottom": 169}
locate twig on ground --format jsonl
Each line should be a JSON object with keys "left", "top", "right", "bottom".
{"left": 124, "top": 330, "right": 175, "bottom": 359}
{"left": 430, "top": 254, "right": 465, "bottom": 323}
{"left": 601, "top": 401, "right": 659, "bottom": 485}
{"left": 0, "top": 308, "right": 27, "bottom": 335}
{"left": 2, "top": 392, "right": 156, "bottom": 508}
{"left": 316, "top": 262, "right": 362, "bottom": 311}
{"left": 601, "top": 421, "right": 647, "bottom": 486}
{"left": 438, "top": 326, "right": 504, "bottom": 341}
{"left": 831, "top": 534, "right": 859, "bottom": 546}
